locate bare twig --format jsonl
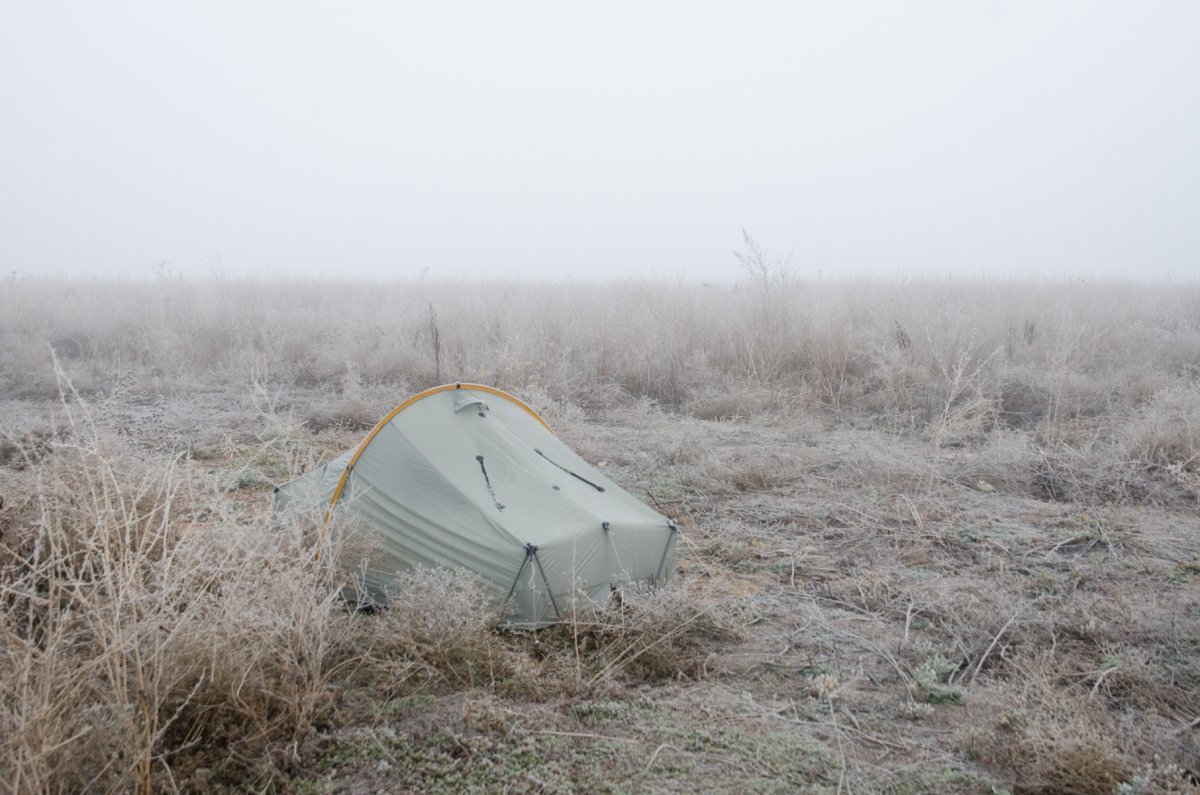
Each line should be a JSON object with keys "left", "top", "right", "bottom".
{"left": 968, "top": 608, "right": 1023, "bottom": 686}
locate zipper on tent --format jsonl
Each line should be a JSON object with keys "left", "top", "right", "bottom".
{"left": 475, "top": 455, "right": 505, "bottom": 511}
{"left": 534, "top": 449, "right": 606, "bottom": 492}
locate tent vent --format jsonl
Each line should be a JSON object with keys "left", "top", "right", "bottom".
{"left": 534, "top": 449, "right": 606, "bottom": 492}
{"left": 475, "top": 455, "right": 505, "bottom": 511}
{"left": 454, "top": 392, "right": 490, "bottom": 415}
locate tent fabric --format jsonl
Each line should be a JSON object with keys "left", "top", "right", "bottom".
{"left": 274, "top": 384, "right": 676, "bottom": 627}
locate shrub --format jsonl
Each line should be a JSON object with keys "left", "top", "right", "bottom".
{"left": 1122, "top": 384, "right": 1200, "bottom": 471}
{"left": 0, "top": 397, "right": 366, "bottom": 791}
{"left": 364, "top": 567, "right": 513, "bottom": 689}
{"left": 552, "top": 581, "right": 746, "bottom": 686}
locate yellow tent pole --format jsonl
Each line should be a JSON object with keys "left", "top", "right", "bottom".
{"left": 320, "top": 383, "right": 552, "bottom": 528}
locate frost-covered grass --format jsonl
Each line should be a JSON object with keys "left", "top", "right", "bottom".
{"left": 4, "top": 273, "right": 1199, "bottom": 429}
{"left": 2, "top": 274, "right": 1199, "bottom": 792}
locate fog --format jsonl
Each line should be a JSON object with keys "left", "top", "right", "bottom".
{"left": 2, "top": 1, "right": 1197, "bottom": 281}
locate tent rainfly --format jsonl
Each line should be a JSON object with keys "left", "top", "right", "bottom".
{"left": 274, "top": 383, "right": 677, "bottom": 627}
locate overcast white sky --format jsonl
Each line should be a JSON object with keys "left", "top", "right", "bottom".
{"left": 1, "top": 2, "right": 1197, "bottom": 281}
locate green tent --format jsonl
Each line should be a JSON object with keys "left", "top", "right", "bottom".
{"left": 274, "top": 383, "right": 677, "bottom": 627}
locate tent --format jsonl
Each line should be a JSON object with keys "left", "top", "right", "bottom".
{"left": 274, "top": 383, "right": 677, "bottom": 627}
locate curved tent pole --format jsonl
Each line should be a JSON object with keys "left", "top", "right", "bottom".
{"left": 320, "top": 383, "right": 553, "bottom": 527}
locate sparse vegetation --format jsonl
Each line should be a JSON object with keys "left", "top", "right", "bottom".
{"left": 2, "top": 273, "right": 1198, "bottom": 792}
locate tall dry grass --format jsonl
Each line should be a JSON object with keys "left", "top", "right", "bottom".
{"left": 3, "top": 274, "right": 1197, "bottom": 432}
{"left": 6, "top": 272, "right": 1198, "bottom": 507}
{"left": 0, "top": 385, "right": 383, "bottom": 792}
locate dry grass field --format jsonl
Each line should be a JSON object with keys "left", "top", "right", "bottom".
{"left": 2, "top": 271, "right": 1199, "bottom": 793}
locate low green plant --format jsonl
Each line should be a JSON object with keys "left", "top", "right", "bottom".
{"left": 915, "top": 654, "right": 964, "bottom": 705}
